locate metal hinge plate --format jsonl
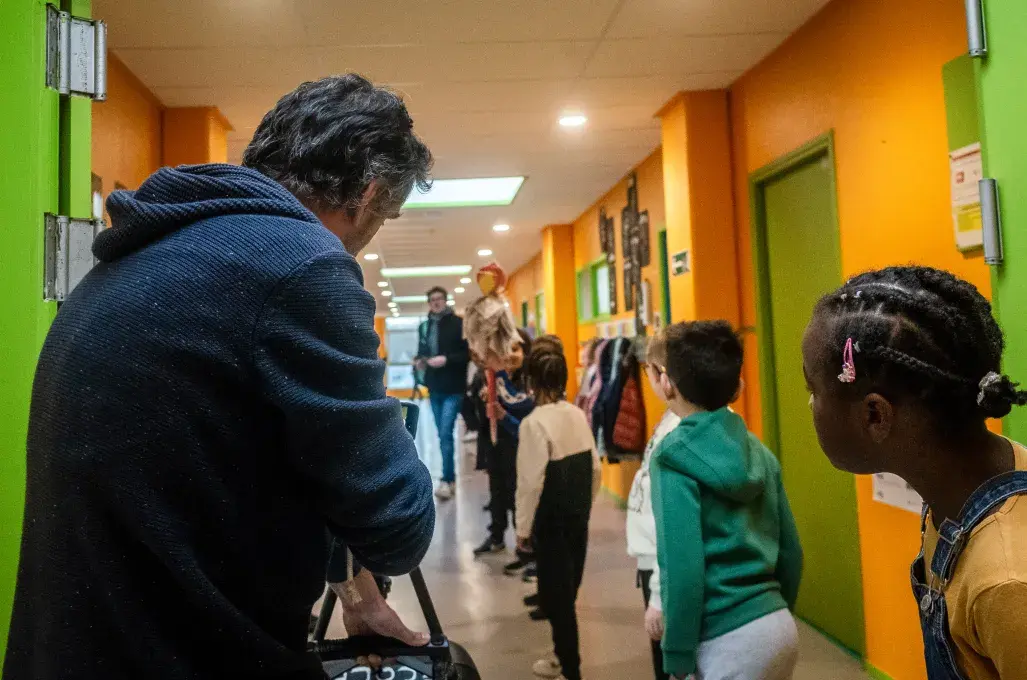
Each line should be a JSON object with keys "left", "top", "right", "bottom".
{"left": 45, "top": 4, "right": 107, "bottom": 100}
{"left": 44, "top": 214, "right": 104, "bottom": 302}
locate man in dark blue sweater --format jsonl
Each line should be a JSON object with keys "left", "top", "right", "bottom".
{"left": 3, "top": 75, "right": 436, "bottom": 680}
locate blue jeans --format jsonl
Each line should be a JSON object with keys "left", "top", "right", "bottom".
{"left": 429, "top": 392, "right": 462, "bottom": 483}
{"left": 911, "top": 470, "right": 1027, "bottom": 679}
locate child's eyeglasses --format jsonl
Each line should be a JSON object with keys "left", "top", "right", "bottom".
{"left": 642, "top": 362, "right": 666, "bottom": 376}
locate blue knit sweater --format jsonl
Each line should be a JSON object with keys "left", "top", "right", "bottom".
{"left": 3, "top": 164, "right": 435, "bottom": 680}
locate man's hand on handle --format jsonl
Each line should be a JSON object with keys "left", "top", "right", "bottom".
{"left": 332, "top": 569, "right": 430, "bottom": 647}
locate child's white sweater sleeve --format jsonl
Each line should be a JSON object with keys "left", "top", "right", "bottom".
{"left": 649, "top": 562, "right": 662, "bottom": 611}
{"left": 515, "top": 417, "right": 549, "bottom": 539}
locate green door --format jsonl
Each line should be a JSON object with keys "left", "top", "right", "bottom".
{"left": 753, "top": 136, "right": 865, "bottom": 654}
{"left": 0, "top": 0, "right": 93, "bottom": 661}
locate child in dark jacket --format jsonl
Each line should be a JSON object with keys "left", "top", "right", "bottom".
{"left": 473, "top": 329, "right": 534, "bottom": 556}
{"left": 648, "top": 321, "right": 803, "bottom": 680}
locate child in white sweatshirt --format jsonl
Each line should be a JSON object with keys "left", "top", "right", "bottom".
{"left": 627, "top": 330, "right": 680, "bottom": 680}
{"left": 516, "top": 350, "right": 601, "bottom": 680}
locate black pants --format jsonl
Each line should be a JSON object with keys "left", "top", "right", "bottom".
{"left": 487, "top": 445, "right": 516, "bottom": 542}
{"left": 535, "top": 515, "right": 588, "bottom": 680}
{"left": 638, "top": 570, "right": 670, "bottom": 680}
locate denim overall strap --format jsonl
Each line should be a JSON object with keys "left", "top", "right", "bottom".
{"left": 930, "top": 471, "right": 1027, "bottom": 584}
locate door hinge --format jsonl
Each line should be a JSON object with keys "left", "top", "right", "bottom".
{"left": 980, "top": 178, "right": 1003, "bottom": 265}
{"left": 46, "top": 4, "right": 108, "bottom": 101}
{"left": 44, "top": 214, "right": 104, "bottom": 302}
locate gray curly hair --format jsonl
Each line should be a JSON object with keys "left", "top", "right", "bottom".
{"left": 243, "top": 74, "right": 432, "bottom": 214}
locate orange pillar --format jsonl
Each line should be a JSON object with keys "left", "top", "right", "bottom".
{"left": 541, "top": 223, "right": 579, "bottom": 398}
{"left": 163, "top": 107, "right": 233, "bottom": 166}
{"left": 657, "top": 90, "right": 744, "bottom": 416}
{"left": 374, "top": 315, "right": 387, "bottom": 360}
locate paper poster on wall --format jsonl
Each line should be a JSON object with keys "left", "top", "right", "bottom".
{"left": 872, "top": 473, "right": 922, "bottom": 514}
{"left": 950, "top": 142, "right": 984, "bottom": 251}
{"left": 671, "top": 250, "right": 691, "bottom": 276}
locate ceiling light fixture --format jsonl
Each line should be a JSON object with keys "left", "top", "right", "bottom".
{"left": 379, "top": 265, "right": 472, "bottom": 278}
{"left": 477, "top": 248, "right": 493, "bottom": 257}
{"left": 454, "top": 287, "right": 465, "bottom": 294}
{"left": 403, "top": 177, "right": 525, "bottom": 209}
{"left": 377, "top": 281, "right": 389, "bottom": 287}
{"left": 382, "top": 290, "right": 393, "bottom": 297}
{"left": 392, "top": 295, "right": 429, "bottom": 303}
{"left": 363, "top": 253, "right": 380, "bottom": 261}
{"left": 559, "top": 113, "right": 588, "bottom": 128}
{"left": 460, "top": 277, "right": 472, "bottom": 285}
{"left": 447, "top": 300, "right": 456, "bottom": 307}
{"left": 492, "top": 223, "right": 510, "bottom": 233}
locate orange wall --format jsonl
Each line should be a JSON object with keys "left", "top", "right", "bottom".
{"left": 572, "top": 148, "right": 666, "bottom": 500}
{"left": 92, "top": 53, "right": 163, "bottom": 195}
{"left": 163, "top": 107, "right": 232, "bottom": 167}
{"left": 506, "top": 253, "right": 544, "bottom": 332}
{"left": 729, "top": 0, "right": 989, "bottom": 677}
{"left": 374, "top": 315, "right": 386, "bottom": 360}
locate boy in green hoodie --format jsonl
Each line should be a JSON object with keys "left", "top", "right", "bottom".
{"left": 648, "top": 321, "right": 803, "bottom": 680}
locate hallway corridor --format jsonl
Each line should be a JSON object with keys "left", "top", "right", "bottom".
{"left": 319, "top": 436, "right": 873, "bottom": 680}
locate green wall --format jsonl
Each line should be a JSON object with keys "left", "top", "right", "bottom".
{"left": 978, "top": 0, "right": 1027, "bottom": 443}
{"left": 0, "top": 0, "right": 91, "bottom": 663}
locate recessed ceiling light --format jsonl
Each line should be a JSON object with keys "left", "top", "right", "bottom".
{"left": 379, "top": 265, "right": 472, "bottom": 278}
{"left": 377, "top": 281, "right": 389, "bottom": 287}
{"left": 363, "top": 253, "right": 379, "bottom": 261}
{"left": 460, "top": 277, "right": 472, "bottom": 285}
{"left": 447, "top": 300, "right": 456, "bottom": 307}
{"left": 559, "top": 114, "right": 587, "bottom": 128}
{"left": 392, "top": 295, "right": 428, "bottom": 303}
{"left": 382, "top": 290, "right": 392, "bottom": 297}
{"left": 492, "top": 223, "right": 510, "bottom": 233}
{"left": 404, "top": 177, "right": 525, "bottom": 209}
{"left": 454, "top": 287, "right": 465, "bottom": 294}
{"left": 388, "top": 301, "right": 397, "bottom": 307}
{"left": 477, "top": 248, "right": 493, "bottom": 257}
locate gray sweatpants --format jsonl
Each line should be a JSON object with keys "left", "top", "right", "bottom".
{"left": 693, "top": 609, "right": 798, "bottom": 680}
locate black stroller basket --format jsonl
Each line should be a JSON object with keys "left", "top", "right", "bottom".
{"left": 311, "top": 402, "right": 480, "bottom": 679}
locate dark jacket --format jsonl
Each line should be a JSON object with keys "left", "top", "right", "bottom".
{"left": 3, "top": 164, "right": 435, "bottom": 680}
{"left": 418, "top": 312, "right": 469, "bottom": 395}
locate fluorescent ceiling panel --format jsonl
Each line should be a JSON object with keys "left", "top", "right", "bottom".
{"left": 403, "top": 177, "right": 525, "bottom": 209}
{"left": 380, "top": 265, "right": 473, "bottom": 278}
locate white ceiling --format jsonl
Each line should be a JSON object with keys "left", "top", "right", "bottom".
{"left": 95, "top": 0, "right": 831, "bottom": 316}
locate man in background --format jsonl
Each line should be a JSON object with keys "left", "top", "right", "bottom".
{"left": 416, "top": 287, "right": 469, "bottom": 499}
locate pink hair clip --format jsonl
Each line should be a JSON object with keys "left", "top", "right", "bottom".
{"left": 838, "top": 338, "right": 857, "bottom": 383}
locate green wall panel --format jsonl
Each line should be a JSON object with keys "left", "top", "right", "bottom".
{"left": 979, "top": 0, "right": 1027, "bottom": 443}
{"left": 0, "top": 0, "right": 62, "bottom": 663}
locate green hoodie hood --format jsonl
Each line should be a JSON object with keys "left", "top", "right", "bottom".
{"left": 658, "top": 408, "right": 774, "bottom": 504}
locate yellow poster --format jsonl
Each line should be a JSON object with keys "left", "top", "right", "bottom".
{"left": 950, "top": 142, "right": 983, "bottom": 251}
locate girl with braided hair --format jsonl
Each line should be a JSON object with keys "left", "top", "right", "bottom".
{"left": 802, "top": 265, "right": 1027, "bottom": 680}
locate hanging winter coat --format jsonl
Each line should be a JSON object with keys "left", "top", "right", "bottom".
{"left": 575, "top": 339, "right": 609, "bottom": 427}
{"left": 591, "top": 337, "right": 647, "bottom": 461}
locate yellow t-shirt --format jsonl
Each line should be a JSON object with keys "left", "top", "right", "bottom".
{"left": 922, "top": 442, "right": 1027, "bottom": 680}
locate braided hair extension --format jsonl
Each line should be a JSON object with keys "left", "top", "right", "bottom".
{"left": 812, "top": 266, "right": 1027, "bottom": 428}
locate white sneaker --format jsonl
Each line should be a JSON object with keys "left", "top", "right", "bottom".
{"left": 435, "top": 482, "right": 454, "bottom": 500}
{"left": 532, "top": 657, "right": 561, "bottom": 678}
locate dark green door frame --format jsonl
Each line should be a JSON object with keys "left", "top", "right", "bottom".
{"left": 658, "top": 230, "right": 671, "bottom": 325}
{"left": 749, "top": 131, "right": 866, "bottom": 656}
{"left": 748, "top": 132, "right": 841, "bottom": 457}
